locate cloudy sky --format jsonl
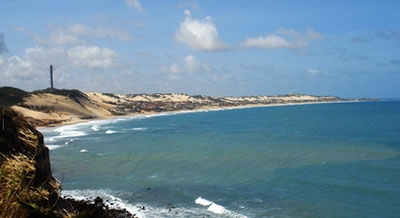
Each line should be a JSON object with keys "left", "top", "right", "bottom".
{"left": 1, "top": 0, "right": 399, "bottom": 98}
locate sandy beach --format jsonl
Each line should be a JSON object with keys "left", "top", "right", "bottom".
{"left": 8, "top": 89, "right": 367, "bottom": 127}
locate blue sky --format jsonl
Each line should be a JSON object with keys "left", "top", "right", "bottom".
{"left": 0, "top": 0, "right": 399, "bottom": 98}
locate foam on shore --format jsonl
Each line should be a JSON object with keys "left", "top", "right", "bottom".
{"left": 195, "top": 197, "right": 249, "bottom": 218}
{"left": 61, "top": 190, "right": 250, "bottom": 218}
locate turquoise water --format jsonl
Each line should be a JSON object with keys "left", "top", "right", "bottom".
{"left": 41, "top": 101, "right": 400, "bottom": 217}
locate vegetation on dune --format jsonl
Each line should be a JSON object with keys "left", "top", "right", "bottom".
{"left": 33, "top": 88, "right": 88, "bottom": 99}
{"left": 32, "top": 88, "right": 91, "bottom": 107}
{"left": 0, "top": 87, "right": 28, "bottom": 107}
{"left": 0, "top": 86, "right": 90, "bottom": 109}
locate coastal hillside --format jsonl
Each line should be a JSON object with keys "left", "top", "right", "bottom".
{"left": 0, "top": 86, "right": 366, "bottom": 127}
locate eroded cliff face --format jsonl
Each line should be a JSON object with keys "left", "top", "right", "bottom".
{"left": 0, "top": 108, "right": 54, "bottom": 186}
{"left": 0, "top": 108, "right": 135, "bottom": 218}
{"left": 0, "top": 108, "right": 59, "bottom": 217}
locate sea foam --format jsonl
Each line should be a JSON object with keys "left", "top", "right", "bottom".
{"left": 50, "top": 125, "right": 86, "bottom": 141}
{"left": 105, "top": 130, "right": 117, "bottom": 134}
{"left": 62, "top": 189, "right": 185, "bottom": 218}
{"left": 47, "top": 144, "right": 62, "bottom": 150}
{"left": 132, "top": 127, "right": 149, "bottom": 131}
{"left": 195, "top": 197, "right": 213, "bottom": 206}
{"left": 91, "top": 125, "right": 100, "bottom": 131}
{"left": 61, "top": 190, "right": 250, "bottom": 218}
{"left": 195, "top": 197, "right": 249, "bottom": 218}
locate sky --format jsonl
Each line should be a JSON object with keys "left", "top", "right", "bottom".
{"left": 0, "top": 0, "right": 399, "bottom": 98}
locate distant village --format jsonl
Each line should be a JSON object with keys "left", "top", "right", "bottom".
{"left": 104, "top": 93, "right": 354, "bottom": 115}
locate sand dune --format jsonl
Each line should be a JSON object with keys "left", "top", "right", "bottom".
{"left": 12, "top": 91, "right": 114, "bottom": 126}
{"left": 6, "top": 89, "right": 363, "bottom": 127}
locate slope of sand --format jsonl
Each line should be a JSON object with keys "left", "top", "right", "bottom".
{"left": 14, "top": 92, "right": 115, "bottom": 126}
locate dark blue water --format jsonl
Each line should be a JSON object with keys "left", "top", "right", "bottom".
{"left": 41, "top": 101, "right": 400, "bottom": 217}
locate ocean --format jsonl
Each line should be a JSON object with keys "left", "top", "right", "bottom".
{"left": 40, "top": 101, "right": 400, "bottom": 218}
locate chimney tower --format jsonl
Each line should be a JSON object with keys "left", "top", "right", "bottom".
{"left": 50, "top": 65, "right": 54, "bottom": 91}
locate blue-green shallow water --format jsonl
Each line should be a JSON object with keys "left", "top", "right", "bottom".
{"left": 41, "top": 101, "right": 400, "bottom": 217}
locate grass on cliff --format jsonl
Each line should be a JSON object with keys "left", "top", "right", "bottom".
{"left": 0, "top": 153, "right": 133, "bottom": 218}
{"left": 0, "top": 154, "right": 62, "bottom": 218}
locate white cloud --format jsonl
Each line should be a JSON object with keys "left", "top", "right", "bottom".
{"left": 307, "top": 68, "right": 328, "bottom": 77}
{"left": 162, "top": 55, "right": 211, "bottom": 80}
{"left": 1, "top": 55, "right": 33, "bottom": 79}
{"left": 2, "top": 23, "right": 128, "bottom": 90}
{"left": 67, "top": 24, "right": 131, "bottom": 41}
{"left": 307, "top": 68, "right": 319, "bottom": 74}
{"left": 67, "top": 46, "right": 119, "bottom": 68}
{"left": 125, "top": 0, "right": 143, "bottom": 12}
{"left": 242, "top": 28, "right": 325, "bottom": 49}
{"left": 167, "top": 63, "right": 182, "bottom": 74}
{"left": 0, "top": 44, "right": 122, "bottom": 90}
{"left": 30, "top": 24, "right": 131, "bottom": 46}
{"left": 184, "top": 55, "right": 211, "bottom": 73}
{"left": 175, "top": 10, "right": 228, "bottom": 51}
{"left": 0, "top": 46, "right": 67, "bottom": 80}
{"left": 0, "top": 48, "right": 52, "bottom": 89}
{"left": 33, "top": 31, "right": 82, "bottom": 46}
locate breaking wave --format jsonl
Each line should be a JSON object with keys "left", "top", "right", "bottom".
{"left": 61, "top": 190, "right": 249, "bottom": 218}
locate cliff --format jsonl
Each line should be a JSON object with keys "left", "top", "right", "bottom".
{"left": 0, "top": 108, "right": 134, "bottom": 218}
{"left": 0, "top": 107, "right": 59, "bottom": 217}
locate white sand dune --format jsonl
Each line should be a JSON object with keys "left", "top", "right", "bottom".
{"left": 11, "top": 91, "right": 353, "bottom": 127}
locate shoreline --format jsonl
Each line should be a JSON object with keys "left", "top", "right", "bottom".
{"left": 38, "top": 99, "right": 364, "bottom": 129}
{"left": 41, "top": 101, "right": 391, "bottom": 217}
{"left": 3, "top": 88, "right": 375, "bottom": 128}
